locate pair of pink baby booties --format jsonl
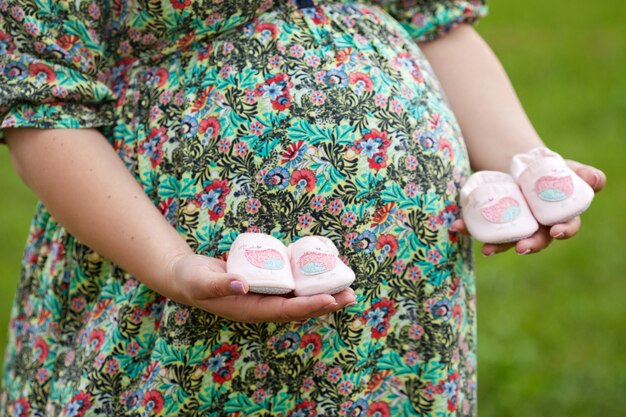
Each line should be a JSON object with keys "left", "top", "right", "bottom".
{"left": 460, "top": 147, "right": 595, "bottom": 244}
{"left": 226, "top": 233, "right": 356, "bottom": 296}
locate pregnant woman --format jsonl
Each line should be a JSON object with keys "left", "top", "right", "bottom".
{"left": 0, "top": 0, "right": 604, "bottom": 415}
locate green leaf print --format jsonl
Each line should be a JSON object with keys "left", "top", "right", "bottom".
{"left": 378, "top": 350, "right": 420, "bottom": 377}
{"left": 223, "top": 393, "right": 264, "bottom": 414}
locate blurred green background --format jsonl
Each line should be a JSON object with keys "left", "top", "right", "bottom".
{"left": 1, "top": 0, "right": 624, "bottom": 415}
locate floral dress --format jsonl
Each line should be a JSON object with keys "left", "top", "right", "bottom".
{"left": 0, "top": 0, "right": 488, "bottom": 415}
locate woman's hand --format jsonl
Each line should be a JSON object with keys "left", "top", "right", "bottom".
{"left": 167, "top": 253, "right": 357, "bottom": 322}
{"left": 451, "top": 161, "right": 606, "bottom": 256}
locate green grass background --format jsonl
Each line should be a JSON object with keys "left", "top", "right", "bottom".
{"left": 1, "top": 0, "right": 624, "bottom": 415}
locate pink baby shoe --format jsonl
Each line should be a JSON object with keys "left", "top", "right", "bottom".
{"left": 226, "top": 232, "right": 295, "bottom": 294}
{"left": 460, "top": 171, "right": 539, "bottom": 244}
{"left": 287, "top": 236, "right": 356, "bottom": 297}
{"left": 510, "top": 147, "right": 594, "bottom": 226}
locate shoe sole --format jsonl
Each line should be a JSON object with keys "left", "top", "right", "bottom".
{"left": 249, "top": 286, "right": 294, "bottom": 295}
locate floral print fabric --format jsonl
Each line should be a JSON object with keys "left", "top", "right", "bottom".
{"left": 1, "top": 0, "right": 487, "bottom": 416}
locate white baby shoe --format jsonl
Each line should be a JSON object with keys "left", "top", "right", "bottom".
{"left": 287, "top": 236, "right": 355, "bottom": 297}
{"left": 510, "top": 147, "right": 594, "bottom": 226}
{"left": 460, "top": 171, "right": 539, "bottom": 244}
{"left": 226, "top": 232, "right": 295, "bottom": 294}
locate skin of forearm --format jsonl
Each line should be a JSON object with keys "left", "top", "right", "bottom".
{"left": 4, "top": 128, "right": 193, "bottom": 297}
{"left": 419, "top": 24, "right": 545, "bottom": 172}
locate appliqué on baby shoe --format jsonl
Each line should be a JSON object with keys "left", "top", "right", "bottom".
{"left": 534, "top": 175, "right": 574, "bottom": 202}
{"left": 480, "top": 197, "right": 521, "bottom": 224}
{"left": 244, "top": 248, "right": 285, "bottom": 270}
{"left": 298, "top": 252, "right": 337, "bottom": 275}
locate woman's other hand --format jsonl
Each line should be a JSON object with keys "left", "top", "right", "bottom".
{"left": 451, "top": 160, "right": 606, "bottom": 256}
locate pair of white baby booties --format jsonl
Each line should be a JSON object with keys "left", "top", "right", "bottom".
{"left": 226, "top": 233, "right": 355, "bottom": 296}
{"left": 460, "top": 147, "right": 595, "bottom": 244}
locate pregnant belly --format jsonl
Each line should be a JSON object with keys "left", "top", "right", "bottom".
{"left": 110, "top": 2, "right": 470, "bottom": 255}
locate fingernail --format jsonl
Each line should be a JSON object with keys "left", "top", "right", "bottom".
{"left": 229, "top": 281, "right": 247, "bottom": 294}
{"left": 449, "top": 226, "right": 457, "bottom": 232}
{"left": 554, "top": 232, "right": 565, "bottom": 239}
{"left": 518, "top": 249, "right": 532, "bottom": 255}
{"left": 346, "top": 301, "right": 357, "bottom": 307}
{"left": 483, "top": 251, "right": 495, "bottom": 257}
{"left": 592, "top": 171, "right": 600, "bottom": 191}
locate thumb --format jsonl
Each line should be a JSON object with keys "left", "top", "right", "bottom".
{"left": 202, "top": 272, "right": 249, "bottom": 298}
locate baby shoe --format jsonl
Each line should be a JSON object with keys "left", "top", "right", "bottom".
{"left": 226, "top": 232, "right": 295, "bottom": 294}
{"left": 460, "top": 171, "right": 539, "bottom": 244}
{"left": 510, "top": 147, "right": 594, "bottom": 226}
{"left": 287, "top": 236, "right": 356, "bottom": 297}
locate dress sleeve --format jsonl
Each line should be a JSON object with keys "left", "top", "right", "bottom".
{"left": 379, "top": 0, "right": 488, "bottom": 43}
{"left": 0, "top": 0, "right": 116, "bottom": 142}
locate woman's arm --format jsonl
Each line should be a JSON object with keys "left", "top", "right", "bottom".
{"left": 418, "top": 24, "right": 606, "bottom": 254}
{"left": 5, "top": 128, "right": 355, "bottom": 321}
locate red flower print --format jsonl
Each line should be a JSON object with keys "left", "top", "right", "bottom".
{"left": 199, "top": 116, "right": 220, "bottom": 138}
{"left": 341, "top": 211, "right": 356, "bottom": 226}
{"left": 338, "top": 380, "right": 353, "bottom": 395}
{"left": 207, "top": 343, "right": 241, "bottom": 383}
{"left": 250, "top": 120, "right": 264, "bottom": 135}
{"left": 88, "top": 329, "right": 105, "bottom": 351}
{"left": 300, "top": 333, "right": 322, "bottom": 356}
{"left": 255, "top": 22, "right": 278, "bottom": 38}
{"left": 368, "top": 152, "right": 388, "bottom": 170}
{"left": 375, "top": 235, "right": 398, "bottom": 258}
{"left": 313, "top": 361, "right": 326, "bottom": 376}
{"left": 255, "top": 363, "right": 269, "bottom": 378}
{"left": 367, "top": 402, "right": 390, "bottom": 417}
{"left": 310, "top": 195, "right": 325, "bottom": 211}
{"left": 57, "top": 34, "right": 79, "bottom": 50}
{"left": 257, "top": 74, "right": 292, "bottom": 111}
{"left": 235, "top": 141, "right": 248, "bottom": 156}
{"left": 327, "top": 366, "right": 342, "bottom": 383}
{"left": 0, "top": 32, "right": 16, "bottom": 54}
{"left": 348, "top": 72, "right": 373, "bottom": 92}
{"left": 193, "top": 86, "right": 213, "bottom": 110}
{"left": 298, "top": 213, "right": 313, "bottom": 228}
{"left": 370, "top": 202, "right": 394, "bottom": 227}
{"left": 14, "top": 397, "right": 30, "bottom": 417}
{"left": 335, "top": 48, "right": 352, "bottom": 65}
{"left": 289, "top": 400, "right": 317, "bottom": 417}
{"left": 246, "top": 198, "right": 261, "bottom": 214}
{"left": 253, "top": 388, "right": 267, "bottom": 403}
{"left": 290, "top": 168, "right": 316, "bottom": 192}
{"left": 153, "top": 68, "right": 169, "bottom": 87}
{"left": 64, "top": 392, "right": 93, "bottom": 417}
{"left": 34, "top": 337, "right": 48, "bottom": 362}
{"left": 29, "top": 63, "right": 56, "bottom": 82}
{"left": 142, "top": 390, "right": 165, "bottom": 413}
{"left": 282, "top": 140, "right": 306, "bottom": 165}
{"left": 169, "top": 0, "right": 190, "bottom": 10}
{"left": 360, "top": 298, "right": 397, "bottom": 339}
{"left": 311, "top": 6, "right": 329, "bottom": 24}
{"left": 365, "top": 370, "right": 391, "bottom": 394}
{"left": 329, "top": 198, "right": 344, "bottom": 215}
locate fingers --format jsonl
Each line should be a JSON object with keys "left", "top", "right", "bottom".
{"left": 330, "top": 288, "right": 357, "bottom": 307}
{"left": 199, "top": 273, "right": 249, "bottom": 298}
{"left": 565, "top": 160, "right": 606, "bottom": 192}
{"left": 200, "top": 288, "right": 358, "bottom": 323}
{"left": 450, "top": 219, "right": 469, "bottom": 235}
{"left": 549, "top": 216, "right": 581, "bottom": 240}
{"left": 514, "top": 226, "right": 553, "bottom": 255}
{"left": 481, "top": 241, "right": 516, "bottom": 257}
